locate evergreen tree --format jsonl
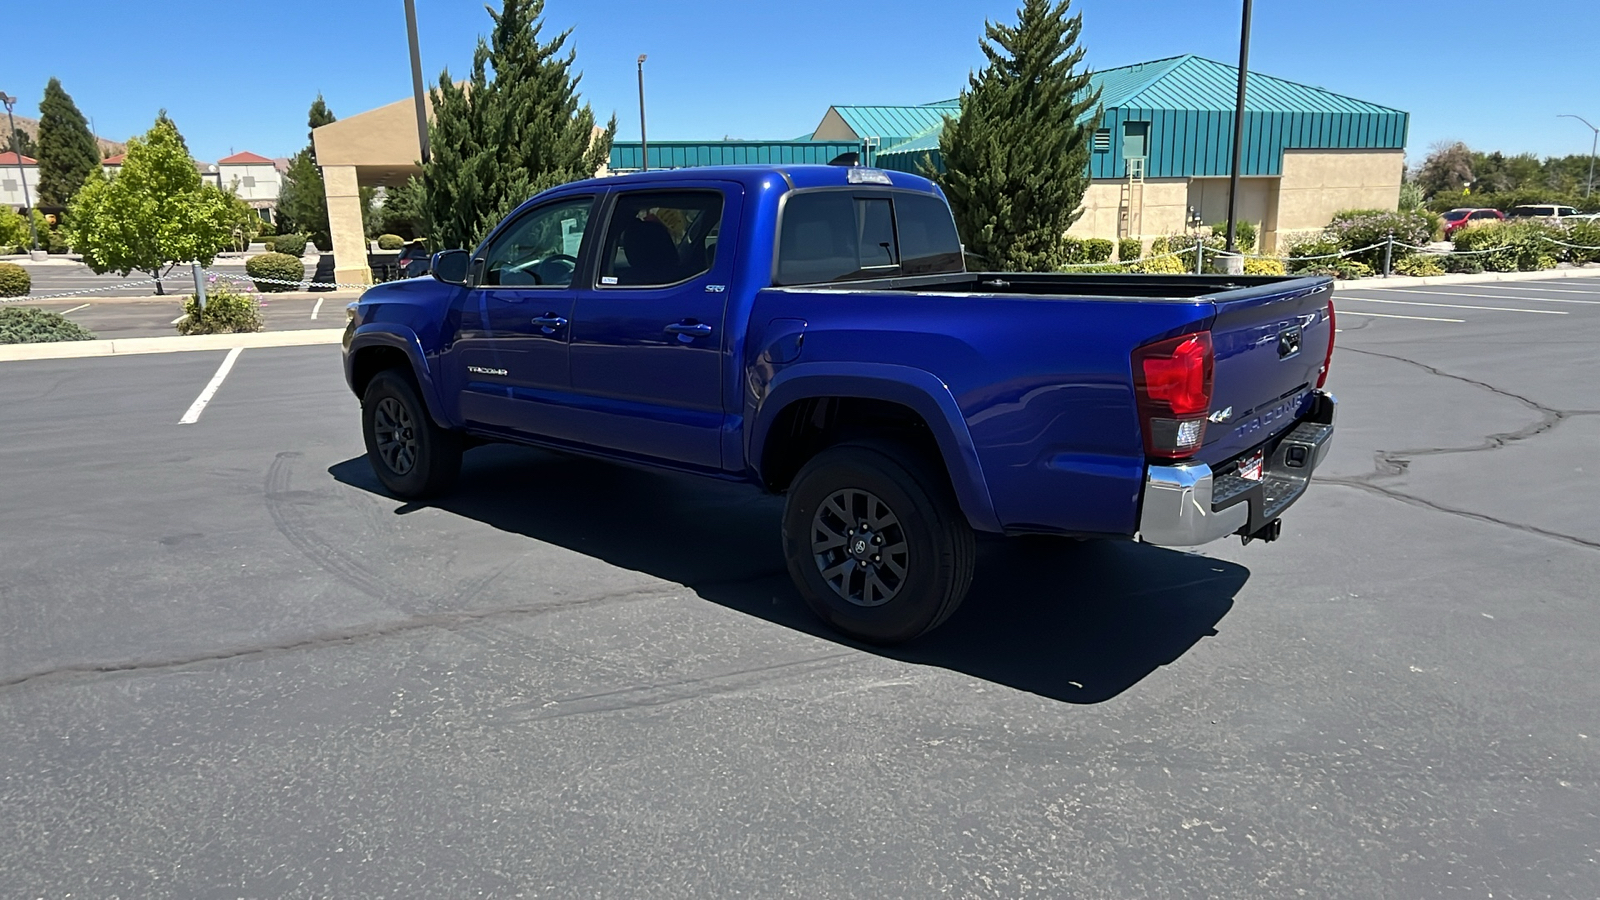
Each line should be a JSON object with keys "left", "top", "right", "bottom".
{"left": 423, "top": 0, "right": 616, "bottom": 250}
{"left": 66, "top": 118, "right": 234, "bottom": 295}
{"left": 0, "top": 130, "right": 38, "bottom": 159}
{"left": 35, "top": 78, "right": 102, "bottom": 207}
{"left": 307, "top": 93, "right": 336, "bottom": 163}
{"left": 932, "top": 0, "right": 1099, "bottom": 271}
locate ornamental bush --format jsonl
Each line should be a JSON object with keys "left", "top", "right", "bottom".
{"left": 1556, "top": 219, "right": 1600, "bottom": 264}
{"left": 1079, "top": 238, "right": 1114, "bottom": 263}
{"left": 245, "top": 251, "right": 306, "bottom": 292}
{"left": 1286, "top": 235, "right": 1342, "bottom": 274}
{"left": 1243, "top": 256, "right": 1287, "bottom": 276}
{"left": 266, "top": 232, "right": 307, "bottom": 257}
{"left": 377, "top": 233, "right": 406, "bottom": 251}
{"left": 0, "top": 306, "right": 95, "bottom": 343}
{"left": 1117, "top": 237, "right": 1141, "bottom": 262}
{"left": 0, "top": 262, "right": 30, "bottom": 297}
{"left": 1324, "top": 209, "right": 1433, "bottom": 270}
{"left": 1395, "top": 254, "right": 1445, "bottom": 277}
{"left": 176, "top": 286, "right": 263, "bottom": 335}
{"left": 1209, "top": 220, "right": 1256, "bottom": 252}
{"left": 1451, "top": 221, "right": 1557, "bottom": 272}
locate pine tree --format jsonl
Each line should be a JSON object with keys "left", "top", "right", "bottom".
{"left": 423, "top": 0, "right": 616, "bottom": 250}
{"left": 307, "top": 94, "right": 335, "bottom": 163}
{"left": 1, "top": 130, "right": 38, "bottom": 159}
{"left": 933, "top": 0, "right": 1099, "bottom": 271}
{"left": 35, "top": 78, "right": 102, "bottom": 207}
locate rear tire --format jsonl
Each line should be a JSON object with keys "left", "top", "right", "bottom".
{"left": 361, "top": 369, "right": 462, "bottom": 499}
{"left": 782, "top": 442, "right": 976, "bottom": 644}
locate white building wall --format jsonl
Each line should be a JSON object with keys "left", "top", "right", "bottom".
{"left": 219, "top": 162, "right": 283, "bottom": 203}
{"left": 0, "top": 164, "right": 42, "bottom": 209}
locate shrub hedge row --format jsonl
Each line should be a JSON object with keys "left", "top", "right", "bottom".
{"left": 245, "top": 252, "right": 306, "bottom": 292}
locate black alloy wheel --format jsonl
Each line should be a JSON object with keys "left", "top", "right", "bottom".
{"left": 361, "top": 369, "right": 462, "bottom": 499}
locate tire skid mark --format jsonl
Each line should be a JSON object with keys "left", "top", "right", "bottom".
{"left": 0, "top": 585, "right": 677, "bottom": 693}
{"left": 501, "top": 652, "right": 859, "bottom": 724}
{"left": 1321, "top": 346, "right": 1600, "bottom": 552}
{"left": 264, "top": 451, "right": 404, "bottom": 602}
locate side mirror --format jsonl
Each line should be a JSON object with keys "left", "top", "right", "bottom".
{"left": 431, "top": 249, "right": 471, "bottom": 286}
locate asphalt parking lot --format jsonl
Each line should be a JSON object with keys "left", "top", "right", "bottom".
{"left": 1, "top": 276, "right": 1597, "bottom": 898}
{"left": 19, "top": 293, "right": 345, "bottom": 340}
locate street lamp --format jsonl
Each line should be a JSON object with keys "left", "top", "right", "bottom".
{"left": 1557, "top": 114, "right": 1598, "bottom": 199}
{"left": 1223, "top": 0, "right": 1253, "bottom": 257}
{"left": 404, "top": 0, "right": 430, "bottom": 164}
{"left": 0, "top": 91, "right": 41, "bottom": 255}
{"left": 637, "top": 55, "right": 649, "bottom": 173}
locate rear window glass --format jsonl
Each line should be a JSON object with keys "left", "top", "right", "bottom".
{"left": 1442, "top": 210, "right": 1470, "bottom": 221}
{"left": 775, "top": 190, "right": 963, "bottom": 285}
{"left": 776, "top": 193, "right": 897, "bottom": 285}
{"left": 895, "top": 193, "right": 964, "bottom": 276}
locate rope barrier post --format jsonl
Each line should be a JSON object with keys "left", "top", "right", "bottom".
{"left": 191, "top": 262, "right": 207, "bottom": 311}
{"left": 1383, "top": 231, "right": 1394, "bottom": 278}
{"left": 1194, "top": 235, "right": 1204, "bottom": 275}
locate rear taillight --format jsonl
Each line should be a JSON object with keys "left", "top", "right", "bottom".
{"left": 1316, "top": 299, "right": 1336, "bottom": 389}
{"left": 1132, "top": 331, "right": 1214, "bottom": 459}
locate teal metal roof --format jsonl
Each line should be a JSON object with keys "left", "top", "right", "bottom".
{"left": 608, "top": 140, "right": 860, "bottom": 171}
{"left": 1088, "top": 55, "right": 1407, "bottom": 116}
{"left": 829, "top": 101, "right": 958, "bottom": 145}
{"left": 876, "top": 127, "right": 944, "bottom": 174}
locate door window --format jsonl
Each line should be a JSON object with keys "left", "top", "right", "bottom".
{"left": 597, "top": 191, "right": 724, "bottom": 288}
{"left": 480, "top": 197, "right": 594, "bottom": 287}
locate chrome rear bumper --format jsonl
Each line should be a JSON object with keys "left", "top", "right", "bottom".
{"left": 1138, "top": 391, "right": 1336, "bottom": 547}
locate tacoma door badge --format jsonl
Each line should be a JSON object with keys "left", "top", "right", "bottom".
{"left": 467, "top": 365, "right": 508, "bottom": 377}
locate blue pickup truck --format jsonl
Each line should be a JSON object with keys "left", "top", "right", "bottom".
{"left": 343, "top": 164, "right": 1336, "bottom": 643}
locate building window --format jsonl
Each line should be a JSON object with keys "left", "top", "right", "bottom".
{"left": 241, "top": 176, "right": 256, "bottom": 188}
{"left": 1093, "top": 129, "right": 1111, "bottom": 152}
{"left": 2, "top": 179, "right": 16, "bottom": 192}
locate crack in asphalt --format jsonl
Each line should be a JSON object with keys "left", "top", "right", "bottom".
{"left": 1321, "top": 346, "right": 1600, "bottom": 552}
{"left": 0, "top": 585, "right": 680, "bottom": 693}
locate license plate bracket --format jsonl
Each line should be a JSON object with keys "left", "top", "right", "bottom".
{"left": 1238, "top": 449, "right": 1264, "bottom": 482}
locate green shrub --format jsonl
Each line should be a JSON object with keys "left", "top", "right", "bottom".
{"left": 1443, "top": 254, "right": 1483, "bottom": 274}
{"left": 267, "top": 232, "right": 307, "bottom": 257}
{"left": 0, "top": 306, "right": 95, "bottom": 343}
{"left": 0, "top": 261, "right": 30, "bottom": 297}
{"left": 1332, "top": 260, "right": 1373, "bottom": 280}
{"left": 1325, "top": 209, "right": 1433, "bottom": 269}
{"left": 1133, "top": 237, "right": 1194, "bottom": 274}
{"left": 1395, "top": 254, "right": 1445, "bottom": 277}
{"left": 1208, "top": 220, "right": 1257, "bottom": 252}
{"left": 175, "top": 286, "right": 263, "bottom": 335}
{"left": 1555, "top": 219, "right": 1600, "bottom": 264}
{"left": 0, "top": 206, "right": 30, "bottom": 250}
{"left": 1244, "top": 257, "right": 1286, "bottom": 276}
{"left": 377, "top": 233, "right": 406, "bottom": 251}
{"left": 257, "top": 218, "right": 276, "bottom": 237}
{"left": 1286, "top": 235, "right": 1343, "bottom": 274}
{"left": 245, "top": 251, "right": 306, "bottom": 292}
{"left": 1451, "top": 221, "right": 1558, "bottom": 272}
{"left": 1117, "top": 237, "right": 1141, "bottom": 262}
{"left": 46, "top": 229, "right": 69, "bottom": 254}
{"left": 1079, "top": 238, "right": 1113, "bottom": 263}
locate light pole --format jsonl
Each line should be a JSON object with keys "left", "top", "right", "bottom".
{"left": 1224, "top": 0, "right": 1253, "bottom": 256}
{"left": 637, "top": 54, "right": 649, "bottom": 172}
{"left": 0, "top": 92, "right": 41, "bottom": 255}
{"left": 404, "top": 0, "right": 430, "bottom": 165}
{"left": 1557, "top": 114, "right": 1598, "bottom": 199}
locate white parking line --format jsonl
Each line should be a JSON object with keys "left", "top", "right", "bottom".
{"left": 1343, "top": 287, "right": 1600, "bottom": 305}
{"left": 1458, "top": 283, "right": 1600, "bottom": 295}
{"left": 60, "top": 303, "right": 90, "bottom": 315}
{"left": 1337, "top": 310, "right": 1464, "bottom": 323}
{"left": 170, "top": 313, "right": 188, "bottom": 325}
{"left": 178, "top": 347, "right": 244, "bottom": 425}
{"left": 1335, "top": 297, "right": 1567, "bottom": 315}
{"left": 311, "top": 298, "right": 324, "bottom": 320}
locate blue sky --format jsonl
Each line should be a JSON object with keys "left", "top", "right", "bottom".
{"left": 3, "top": 0, "right": 1596, "bottom": 165}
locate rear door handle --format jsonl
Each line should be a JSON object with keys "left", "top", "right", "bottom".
{"left": 664, "top": 322, "right": 713, "bottom": 337}
{"left": 531, "top": 314, "right": 568, "bottom": 334}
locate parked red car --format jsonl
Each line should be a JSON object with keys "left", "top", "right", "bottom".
{"left": 1441, "top": 207, "right": 1504, "bottom": 238}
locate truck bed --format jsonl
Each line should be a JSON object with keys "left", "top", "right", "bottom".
{"left": 781, "top": 271, "right": 1323, "bottom": 301}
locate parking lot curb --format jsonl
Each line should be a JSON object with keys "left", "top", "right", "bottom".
{"left": 1347, "top": 266, "right": 1600, "bottom": 288}
{"left": 0, "top": 328, "right": 346, "bottom": 363}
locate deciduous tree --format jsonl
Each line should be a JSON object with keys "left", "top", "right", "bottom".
{"left": 931, "top": 0, "right": 1099, "bottom": 271}
{"left": 66, "top": 119, "right": 234, "bottom": 295}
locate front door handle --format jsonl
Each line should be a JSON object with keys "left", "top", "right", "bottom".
{"left": 531, "top": 314, "right": 568, "bottom": 334}
{"left": 664, "top": 322, "right": 713, "bottom": 338}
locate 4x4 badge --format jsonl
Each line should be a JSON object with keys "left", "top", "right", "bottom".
{"left": 1208, "top": 407, "right": 1233, "bottom": 423}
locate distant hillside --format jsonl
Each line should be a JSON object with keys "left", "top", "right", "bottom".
{"left": 3, "top": 115, "right": 127, "bottom": 159}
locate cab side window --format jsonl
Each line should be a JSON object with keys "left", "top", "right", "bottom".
{"left": 597, "top": 191, "right": 724, "bottom": 288}
{"left": 775, "top": 193, "right": 898, "bottom": 285}
{"left": 480, "top": 198, "right": 593, "bottom": 287}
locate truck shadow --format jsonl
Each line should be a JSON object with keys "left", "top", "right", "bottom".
{"left": 330, "top": 444, "right": 1249, "bottom": 705}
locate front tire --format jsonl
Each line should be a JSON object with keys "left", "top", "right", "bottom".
{"left": 782, "top": 442, "right": 976, "bottom": 644}
{"left": 361, "top": 369, "right": 462, "bottom": 499}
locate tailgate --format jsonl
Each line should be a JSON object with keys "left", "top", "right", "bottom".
{"left": 1198, "top": 278, "right": 1334, "bottom": 467}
